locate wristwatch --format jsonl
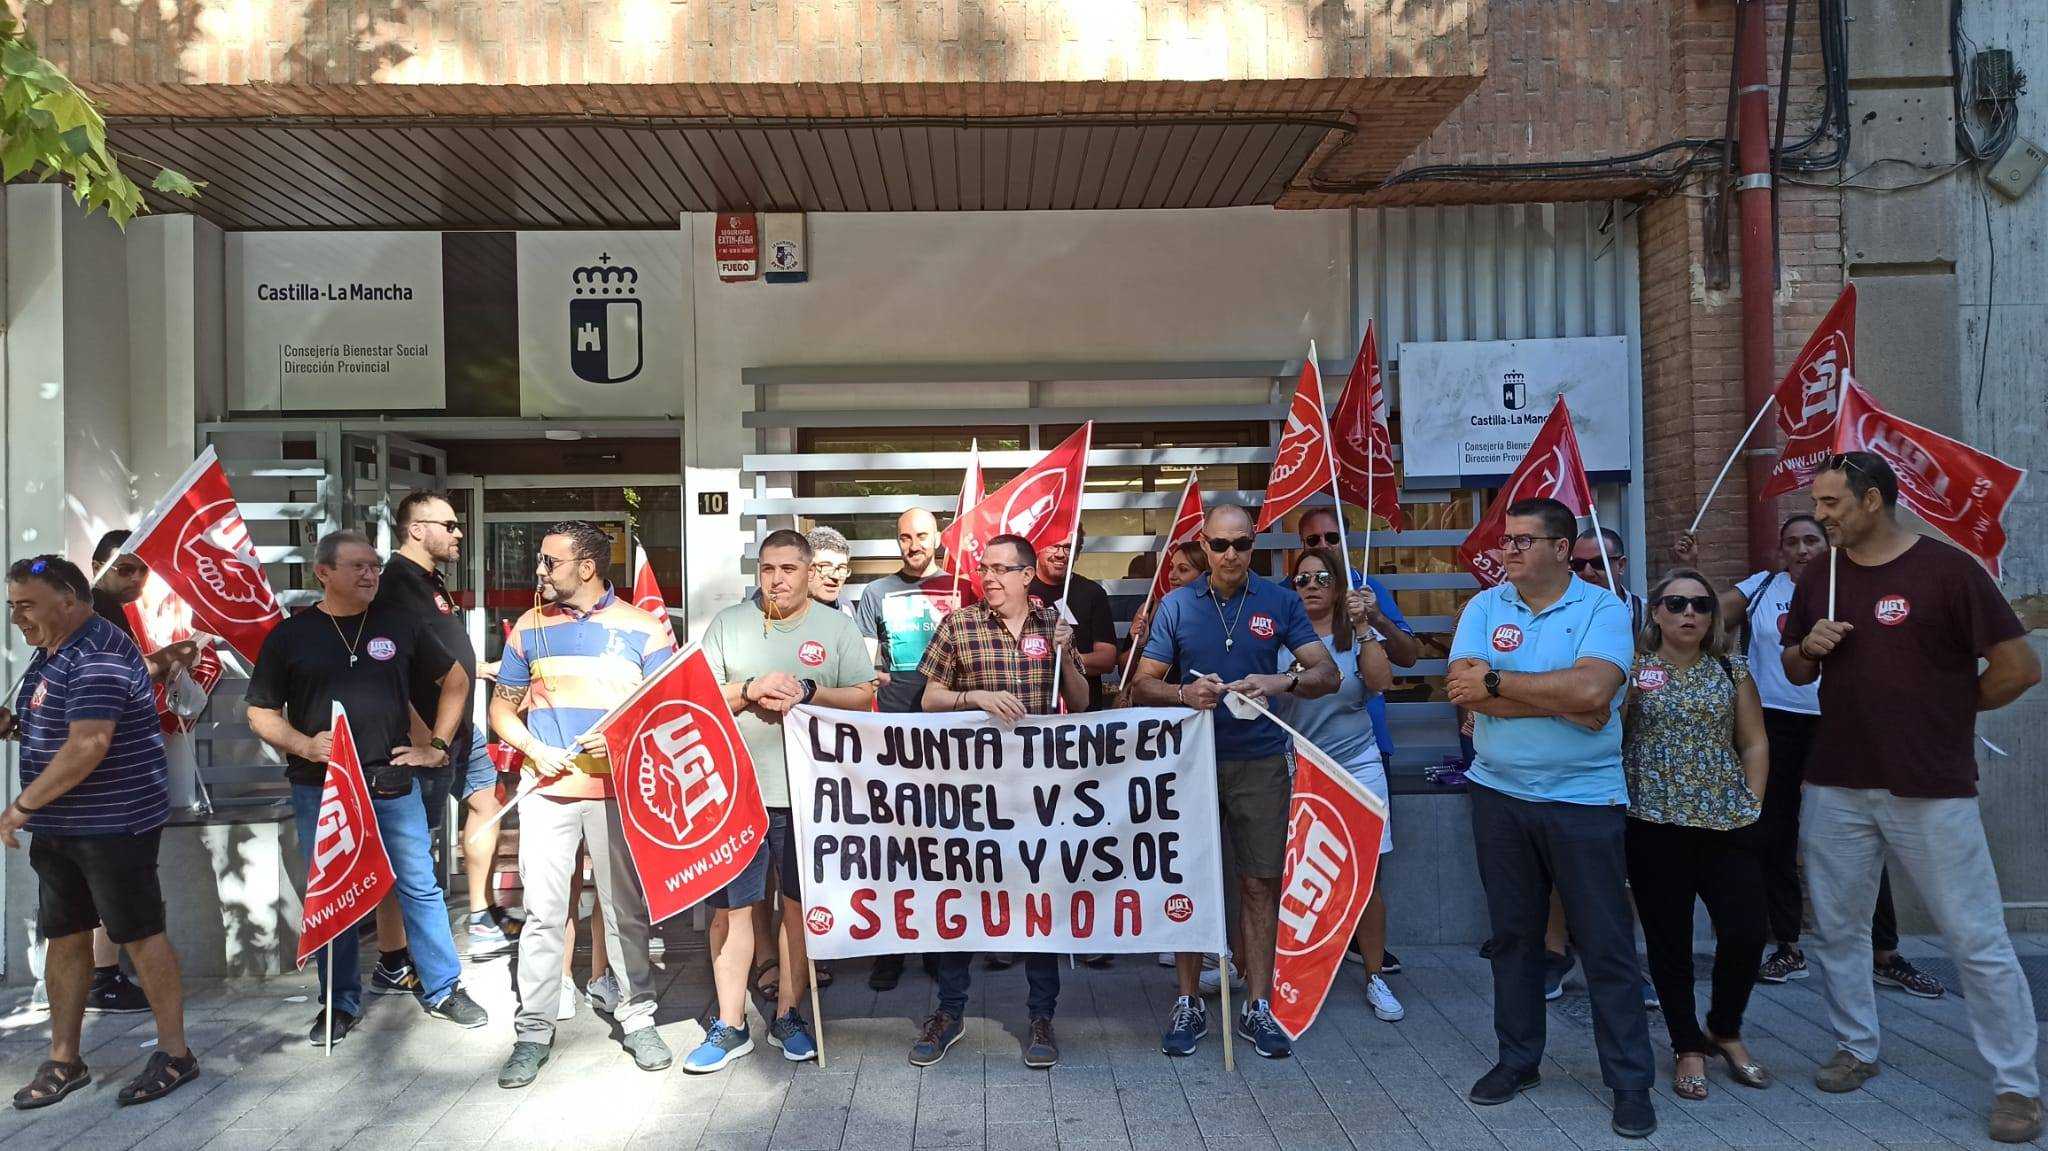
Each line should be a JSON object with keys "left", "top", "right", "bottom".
{"left": 1285, "top": 672, "right": 1301, "bottom": 694}
{"left": 1484, "top": 670, "right": 1503, "bottom": 698}
{"left": 800, "top": 678, "right": 819, "bottom": 705}
{"left": 429, "top": 736, "right": 450, "bottom": 753}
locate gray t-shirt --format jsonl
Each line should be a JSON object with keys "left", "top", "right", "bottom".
{"left": 853, "top": 570, "right": 957, "bottom": 713}
{"left": 702, "top": 599, "right": 874, "bottom": 808}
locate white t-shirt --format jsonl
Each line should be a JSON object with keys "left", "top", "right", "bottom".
{"left": 1735, "top": 570, "right": 1819, "bottom": 716}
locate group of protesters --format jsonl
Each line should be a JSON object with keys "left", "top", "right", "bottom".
{"left": 2, "top": 449, "right": 2041, "bottom": 1143}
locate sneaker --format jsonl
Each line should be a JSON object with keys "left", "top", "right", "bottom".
{"left": 622, "top": 1028, "right": 673, "bottom": 1072}
{"left": 1641, "top": 975, "right": 1660, "bottom": 1011}
{"left": 908, "top": 1010, "right": 964, "bottom": 1067}
{"left": 1469, "top": 1064, "right": 1540, "bottom": 1105}
{"left": 1198, "top": 957, "right": 1244, "bottom": 997}
{"left": 767, "top": 1008, "right": 818, "bottom": 1063}
{"left": 1236, "top": 998, "right": 1292, "bottom": 1059}
{"left": 306, "top": 1008, "right": 358, "bottom": 1046}
{"left": 370, "top": 957, "right": 421, "bottom": 997}
{"left": 869, "top": 954, "right": 905, "bottom": 991}
{"left": 1873, "top": 954, "right": 1945, "bottom": 999}
{"left": 557, "top": 976, "right": 579, "bottom": 1021}
{"left": 468, "top": 910, "right": 518, "bottom": 953}
{"left": 985, "top": 953, "right": 1016, "bottom": 971}
{"left": 1757, "top": 945, "right": 1809, "bottom": 983}
{"left": 498, "top": 1040, "right": 550, "bottom": 1089}
{"left": 1610, "top": 1087, "right": 1657, "bottom": 1138}
{"left": 85, "top": 972, "right": 151, "bottom": 1014}
{"left": 1024, "top": 1016, "right": 1059, "bottom": 1069}
{"left": 1543, "top": 949, "right": 1574, "bottom": 1001}
{"left": 1156, "top": 953, "right": 1176, "bottom": 968}
{"left": 1813, "top": 1050, "right": 1880, "bottom": 1094}
{"left": 1991, "top": 1093, "right": 2043, "bottom": 1144}
{"left": 1160, "top": 995, "right": 1208, "bottom": 1057}
{"left": 588, "top": 970, "right": 624, "bottom": 1015}
{"left": 1365, "top": 975, "right": 1405, "bottom": 1022}
{"left": 425, "top": 988, "right": 489, "bottom": 1029}
{"left": 1381, "top": 950, "right": 1402, "bottom": 974}
{"left": 684, "top": 1020, "right": 754, "bottom": 1074}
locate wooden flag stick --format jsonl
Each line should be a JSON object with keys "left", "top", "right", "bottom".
{"left": 324, "top": 942, "right": 335, "bottom": 1057}
{"left": 807, "top": 957, "right": 827, "bottom": 1070}
{"left": 1218, "top": 951, "right": 1236, "bottom": 1072}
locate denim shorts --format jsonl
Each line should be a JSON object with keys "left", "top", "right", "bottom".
{"left": 456, "top": 737, "right": 503, "bottom": 801}
{"left": 704, "top": 808, "right": 801, "bottom": 909}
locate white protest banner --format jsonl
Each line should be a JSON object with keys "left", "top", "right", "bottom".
{"left": 784, "top": 706, "right": 1227, "bottom": 959}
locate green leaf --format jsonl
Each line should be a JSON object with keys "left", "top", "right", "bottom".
{"left": 150, "top": 167, "right": 203, "bottom": 197}
{"left": 1, "top": 127, "right": 42, "bottom": 181}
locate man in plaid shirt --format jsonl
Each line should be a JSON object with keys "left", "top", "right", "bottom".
{"left": 912, "top": 534, "right": 1087, "bottom": 1069}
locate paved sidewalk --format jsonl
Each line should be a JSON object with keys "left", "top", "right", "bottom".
{"left": 3, "top": 934, "right": 2046, "bottom": 1150}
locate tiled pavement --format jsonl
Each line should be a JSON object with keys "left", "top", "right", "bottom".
{"left": 4, "top": 934, "right": 2048, "bottom": 1150}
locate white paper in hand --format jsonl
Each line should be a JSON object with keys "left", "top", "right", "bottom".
{"left": 1056, "top": 598, "right": 1078, "bottom": 625}
{"left": 1223, "top": 691, "right": 1262, "bottom": 722}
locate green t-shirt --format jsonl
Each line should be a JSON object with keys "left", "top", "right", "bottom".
{"left": 701, "top": 598, "right": 874, "bottom": 807}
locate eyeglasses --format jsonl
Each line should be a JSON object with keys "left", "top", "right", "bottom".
{"left": 1290, "top": 571, "right": 1336, "bottom": 589}
{"left": 1206, "top": 537, "right": 1256, "bottom": 554}
{"left": 1655, "top": 594, "right": 1718, "bottom": 616}
{"left": 1498, "top": 534, "right": 1566, "bottom": 553}
{"left": 812, "top": 562, "right": 851, "bottom": 578}
{"left": 417, "top": 519, "right": 462, "bottom": 534}
{"left": 1299, "top": 532, "right": 1342, "bottom": 548}
{"left": 335, "top": 559, "right": 383, "bottom": 574}
{"left": 977, "top": 562, "right": 1032, "bottom": 577}
{"left": 1568, "top": 555, "right": 1621, "bottom": 572}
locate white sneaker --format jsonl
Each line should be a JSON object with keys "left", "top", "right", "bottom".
{"left": 557, "top": 976, "right": 579, "bottom": 1021}
{"left": 1156, "top": 953, "right": 1176, "bottom": 968}
{"left": 588, "top": 970, "right": 624, "bottom": 1015}
{"left": 1365, "top": 974, "right": 1405, "bottom": 1022}
{"left": 1198, "top": 958, "right": 1244, "bottom": 997}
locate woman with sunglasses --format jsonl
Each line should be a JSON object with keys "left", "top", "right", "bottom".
{"left": 1123, "top": 541, "right": 1209, "bottom": 688}
{"left": 1273, "top": 548, "right": 1402, "bottom": 1021}
{"left": 1621, "top": 568, "right": 1771, "bottom": 1101}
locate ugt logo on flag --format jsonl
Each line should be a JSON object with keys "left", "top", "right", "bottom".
{"left": 570, "top": 254, "right": 643, "bottom": 384}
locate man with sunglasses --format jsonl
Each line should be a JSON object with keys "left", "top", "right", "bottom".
{"left": 1571, "top": 528, "right": 1645, "bottom": 633}
{"left": 1445, "top": 498, "right": 1654, "bottom": 1139}
{"left": 1128, "top": 503, "right": 1339, "bottom": 1060}
{"left": 1028, "top": 525, "right": 1118, "bottom": 711}
{"left": 1782, "top": 452, "right": 2042, "bottom": 1143}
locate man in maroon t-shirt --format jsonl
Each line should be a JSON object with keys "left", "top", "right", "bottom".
{"left": 1782, "top": 451, "right": 2042, "bottom": 1143}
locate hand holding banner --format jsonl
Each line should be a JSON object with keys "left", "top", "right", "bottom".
{"left": 298, "top": 705, "right": 396, "bottom": 968}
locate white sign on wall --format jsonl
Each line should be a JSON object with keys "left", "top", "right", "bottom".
{"left": 516, "top": 231, "right": 686, "bottom": 418}
{"left": 230, "top": 233, "right": 446, "bottom": 411}
{"left": 1396, "top": 336, "right": 1632, "bottom": 483}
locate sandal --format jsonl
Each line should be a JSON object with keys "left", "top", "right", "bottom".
{"left": 1705, "top": 1032, "right": 1771, "bottom": 1089}
{"left": 750, "top": 958, "right": 781, "bottom": 1002}
{"left": 13, "top": 1059, "right": 90, "bottom": 1110}
{"left": 117, "top": 1049, "right": 199, "bottom": 1107}
{"left": 814, "top": 961, "right": 834, "bottom": 989}
{"left": 1673, "top": 1053, "right": 1709, "bottom": 1101}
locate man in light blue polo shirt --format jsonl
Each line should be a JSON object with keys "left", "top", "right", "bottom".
{"left": 1445, "top": 497, "right": 1655, "bottom": 1140}
{"left": 1130, "top": 503, "right": 1339, "bottom": 1060}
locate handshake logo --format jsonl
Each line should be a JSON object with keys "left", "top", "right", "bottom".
{"left": 570, "top": 253, "right": 643, "bottom": 385}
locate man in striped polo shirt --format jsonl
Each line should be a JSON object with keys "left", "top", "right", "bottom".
{"left": 489, "top": 521, "right": 677, "bottom": 1088}
{"left": 1, "top": 556, "right": 197, "bottom": 1109}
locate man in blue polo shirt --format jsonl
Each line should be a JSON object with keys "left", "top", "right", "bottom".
{"left": 1445, "top": 497, "right": 1654, "bottom": 1140}
{"left": 1130, "top": 503, "right": 1339, "bottom": 1060}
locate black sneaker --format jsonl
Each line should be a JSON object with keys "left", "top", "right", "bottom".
{"left": 306, "top": 1008, "right": 359, "bottom": 1047}
{"left": 498, "top": 1041, "right": 550, "bottom": 1089}
{"left": 1236, "top": 998, "right": 1292, "bottom": 1059}
{"left": 1611, "top": 1088, "right": 1656, "bottom": 1138}
{"left": 1758, "top": 946, "right": 1808, "bottom": 983}
{"left": 424, "top": 987, "right": 489, "bottom": 1029}
{"left": 908, "top": 1010, "right": 964, "bottom": 1067}
{"left": 85, "top": 972, "right": 151, "bottom": 1014}
{"left": 869, "top": 954, "right": 905, "bottom": 991}
{"left": 1543, "top": 948, "right": 1575, "bottom": 1001}
{"left": 985, "top": 953, "right": 1017, "bottom": 971}
{"left": 1160, "top": 995, "right": 1207, "bottom": 1057}
{"left": 1380, "top": 950, "right": 1402, "bottom": 975}
{"left": 1874, "top": 954, "right": 1946, "bottom": 999}
{"left": 370, "top": 958, "right": 421, "bottom": 997}
{"left": 1470, "top": 1064, "right": 1540, "bottom": 1105}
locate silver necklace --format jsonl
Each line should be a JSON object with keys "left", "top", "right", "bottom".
{"left": 328, "top": 608, "right": 368, "bottom": 666}
{"left": 1211, "top": 582, "right": 1250, "bottom": 651}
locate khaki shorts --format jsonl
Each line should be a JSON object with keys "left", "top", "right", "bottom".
{"left": 1217, "top": 755, "right": 1291, "bottom": 879}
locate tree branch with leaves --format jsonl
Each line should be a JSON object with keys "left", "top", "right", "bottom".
{"left": 3, "top": 4, "right": 199, "bottom": 226}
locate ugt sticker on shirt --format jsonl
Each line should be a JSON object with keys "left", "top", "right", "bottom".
{"left": 1634, "top": 666, "right": 1669, "bottom": 691}
{"left": 1249, "top": 614, "right": 1277, "bottom": 640}
{"left": 1491, "top": 624, "right": 1524, "bottom": 653}
{"left": 366, "top": 637, "right": 398, "bottom": 662}
{"left": 797, "top": 640, "right": 827, "bottom": 667}
{"left": 1874, "top": 595, "right": 1911, "bottom": 626}
{"left": 1021, "top": 634, "right": 1051, "bottom": 660}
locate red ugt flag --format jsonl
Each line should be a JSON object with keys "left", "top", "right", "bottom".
{"left": 1256, "top": 353, "right": 1332, "bottom": 532}
{"left": 1330, "top": 323, "right": 1407, "bottom": 531}
{"left": 940, "top": 423, "right": 1093, "bottom": 599}
{"left": 1272, "top": 740, "right": 1389, "bottom": 1040}
{"left": 597, "top": 646, "right": 770, "bottom": 924}
{"left": 631, "top": 544, "right": 678, "bottom": 649}
{"left": 1142, "top": 476, "right": 1206, "bottom": 611}
{"left": 1760, "top": 284, "right": 1856, "bottom": 499}
{"left": 123, "top": 573, "right": 224, "bottom": 734}
{"left": 298, "top": 705, "right": 396, "bottom": 967}
{"left": 1455, "top": 397, "right": 1595, "bottom": 587}
{"left": 1833, "top": 376, "right": 2027, "bottom": 577}
{"left": 123, "top": 446, "right": 286, "bottom": 664}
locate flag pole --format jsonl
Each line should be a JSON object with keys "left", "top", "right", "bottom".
{"left": 1311, "top": 341, "right": 1358, "bottom": 591}
{"left": 1050, "top": 425, "right": 1093, "bottom": 713}
{"left": 1828, "top": 546, "right": 1838, "bottom": 619}
{"left": 807, "top": 957, "right": 826, "bottom": 1070}
{"left": 1687, "top": 396, "right": 1779, "bottom": 535}
{"left": 324, "top": 942, "right": 335, "bottom": 1057}
{"left": 464, "top": 774, "right": 540, "bottom": 846}
{"left": 1586, "top": 501, "right": 1619, "bottom": 598}
{"left": 949, "top": 439, "right": 977, "bottom": 608}
{"left": 1219, "top": 952, "right": 1235, "bottom": 1072}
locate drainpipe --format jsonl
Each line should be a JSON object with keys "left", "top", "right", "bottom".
{"left": 1735, "top": 0, "right": 1780, "bottom": 572}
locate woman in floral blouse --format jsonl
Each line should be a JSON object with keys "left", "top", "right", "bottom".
{"left": 1623, "top": 568, "right": 1771, "bottom": 1101}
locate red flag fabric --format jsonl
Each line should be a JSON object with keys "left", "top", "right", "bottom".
{"left": 122, "top": 573, "right": 224, "bottom": 734}
{"left": 1256, "top": 357, "right": 1332, "bottom": 532}
{"left": 1272, "top": 741, "right": 1389, "bottom": 1039}
{"left": 631, "top": 543, "right": 678, "bottom": 649}
{"left": 1832, "top": 377, "right": 2027, "bottom": 577}
{"left": 597, "top": 646, "right": 770, "bottom": 924}
{"left": 297, "top": 705, "right": 397, "bottom": 967}
{"left": 1760, "top": 284, "right": 1856, "bottom": 499}
{"left": 1143, "top": 476, "right": 1206, "bottom": 611}
{"left": 939, "top": 423, "right": 1093, "bottom": 599}
{"left": 1330, "top": 323, "right": 1407, "bottom": 531}
{"left": 955, "top": 440, "right": 986, "bottom": 527}
{"left": 1454, "top": 397, "right": 1595, "bottom": 587}
{"left": 123, "top": 446, "right": 286, "bottom": 663}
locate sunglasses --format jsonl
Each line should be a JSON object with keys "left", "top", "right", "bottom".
{"left": 1569, "top": 555, "right": 1621, "bottom": 572}
{"left": 1655, "top": 594, "right": 1717, "bottom": 616}
{"left": 417, "top": 519, "right": 462, "bottom": 534}
{"left": 1299, "top": 531, "right": 1342, "bottom": 548}
{"left": 536, "top": 553, "right": 580, "bottom": 574}
{"left": 1206, "top": 536, "right": 1256, "bottom": 554}
{"left": 1290, "top": 571, "right": 1336, "bottom": 589}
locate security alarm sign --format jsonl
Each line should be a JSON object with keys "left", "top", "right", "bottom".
{"left": 716, "top": 213, "right": 759, "bottom": 282}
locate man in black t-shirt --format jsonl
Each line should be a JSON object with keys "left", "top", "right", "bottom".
{"left": 1027, "top": 525, "right": 1118, "bottom": 710}
{"left": 245, "top": 530, "right": 488, "bottom": 1045}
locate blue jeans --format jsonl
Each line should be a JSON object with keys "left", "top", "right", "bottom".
{"left": 935, "top": 952, "right": 1060, "bottom": 1019}
{"left": 292, "top": 780, "right": 464, "bottom": 1014}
